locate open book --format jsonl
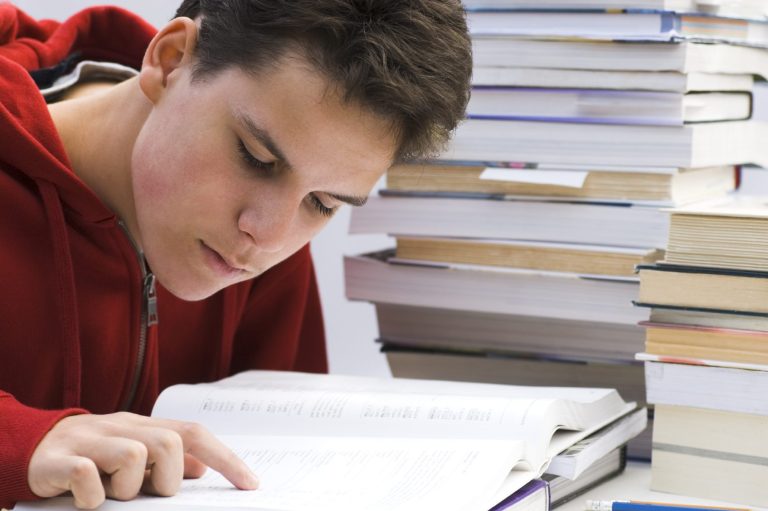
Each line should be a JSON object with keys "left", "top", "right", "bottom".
{"left": 20, "top": 371, "right": 635, "bottom": 511}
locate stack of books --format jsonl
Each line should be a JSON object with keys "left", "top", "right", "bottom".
{"left": 636, "top": 197, "right": 768, "bottom": 507}
{"left": 345, "top": 0, "right": 768, "bottom": 461}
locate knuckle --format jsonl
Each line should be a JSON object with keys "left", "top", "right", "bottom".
{"left": 178, "top": 421, "right": 208, "bottom": 443}
{"left": 155, "top": 430, "right": 183, "bottom": 454}
{"left": 116, "top": 441, "right": 149, "bottom": 466}
{"left": 91, "top": 418, "right": 117, "bottom": 433}
{"left": 68, "top": 459, "right": 98, "bottom": 483}
{"left": 110, "top": 411, "right": 136, "bottom": 422}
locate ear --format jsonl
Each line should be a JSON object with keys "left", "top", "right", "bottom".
{"left": 138, "top": 17, "right": 198, "bottom": 104}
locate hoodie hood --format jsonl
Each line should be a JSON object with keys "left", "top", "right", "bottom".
{"left": 0, "top": 4, "right": 155, "bottom": 224}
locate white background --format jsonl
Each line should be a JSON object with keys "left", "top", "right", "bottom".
{"left": 13, "top": 1, "right": 768, "bottom": 379}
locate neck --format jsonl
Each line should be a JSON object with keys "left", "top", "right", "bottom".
{"left": 48, "top": 77, "right": 150, "bottom": 235}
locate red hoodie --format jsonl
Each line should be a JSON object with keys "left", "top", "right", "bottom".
{"left": 0, "top": 5, "right": 328, "bottom": 506}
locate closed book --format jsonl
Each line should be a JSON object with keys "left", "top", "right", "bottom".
{"left": 546, "top": 447, "right": 627, "bottom": 508}
{"left": 546, "top": 411, "right": 645, "bottom": 480}
{"left": 651, "top": 404, "right": 768, "bottom": 507}
{"left": 462, "top": 0, "right": 768, "bottom": 19}
{"left": 472, "top": 39, "right": 768, "bottom": 77}
{"left": 472, "top": 68, "right": 754, "bottom": 93}
{"left": 375, "top": 303, "right": 646, "bottom": 362}
{"left": 395, "top": 237, "right": 663, "bottom": 277}
{"left": 467, "top": 11, "right": 768, "bottom": 48}
{"left": 350, "top": 195, "right": 670, "bottom": 248}
{"left": 490, "top": 446, "right": 627, "bottom": 511}
{"left": 345, "top": 250, "right": 647, "bottom": 325}
{"left": 467, "top": 88, "right": 751, "bottom": 125}
{"left": 387, "top": 163, "right": 737, "bottom": 204}
{"left": 642, "top": 321, "right": 768, "bottom": 365}
{"left": 665, "top": 196, "right": 768, "bottom": 271}
{"left": 637, "top": 264, "right": 768, "bottom": 314}
{"left": 492, "top": 447, "right": 630, "bottom": 510}
{"left": 641, "top": 355, "right": 768, "bottom": 415}
{"left": 648, "top": 306, "right": 768, "bottom": 331}
{"left": 441, "top": 118, "right": 768, "bottom": 168}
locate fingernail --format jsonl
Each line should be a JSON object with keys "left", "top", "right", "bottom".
{"left": 243, "top": 471, "right": 259, "bottom": 490}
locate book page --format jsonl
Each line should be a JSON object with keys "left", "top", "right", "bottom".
{"left": 153, "top": 371, "right": 631, "bottom": 470}
{"left": 19, "top": 436, "right": 525, "bottom": 511}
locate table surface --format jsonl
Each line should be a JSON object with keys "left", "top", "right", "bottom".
{"left": 559, "top": 461, "right": 765, "bottom": 511}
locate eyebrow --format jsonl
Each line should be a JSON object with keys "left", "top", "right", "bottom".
{"left": 236, "top": 111, "right": 370, "bottom": 208}
{"left": 237, "top": 112, "right": 293, "bottom": 171}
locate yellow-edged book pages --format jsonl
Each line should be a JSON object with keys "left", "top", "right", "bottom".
{"left": 637, "top": 265, "right": 768, "bottom": 314}
{"left": 396, "top": 237, "right": 663, "bottom": 277}
{"left": 387, "top": 164, "right": 735, "bottom": 204}
{"left": 666, "top": 196, "right": 768, "bottom": 271}
{"left": 642, "top": 321, "right": 768, "bottom": 365}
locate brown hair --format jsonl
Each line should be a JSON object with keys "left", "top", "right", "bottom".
{"left": 175, "top": 0, "right": 472, "bottom": 161}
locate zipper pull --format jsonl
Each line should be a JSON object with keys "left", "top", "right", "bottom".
{"left": 144, "top": 273, "right": 159, "bottom": 326}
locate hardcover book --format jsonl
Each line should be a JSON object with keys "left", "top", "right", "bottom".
{"left": 641, "top": 320, "right": 768, "bottom": 365}
{"left": 640, "top": 354, "right": 768, "bottom": 415}
{"left": 466, "top": 87, "right": 751, "bottom": 125}
{"left": 651, "top": 404, "right": 768, "bottom": 508}
{"left": 466, "top": 11, "right": 768, "bottom": 48}
{"left": 350, "top": 195, "right": 670, "bottom": 248}
{"left": 395, "top": 237, "right": 663, "bottom": 277}
{"left": 375, "top": 303, "right": 646, "bottom": 361}
{"left": 441, "top": 118, "right": 768, "bottom": 168}
{"left": 471, "top": 68, "right": 754, "bottom": 93}
{"left": 637, "top": 263, "right": 768, "bottom": 314}
{"left": 472, "top": 39, "right": 768, "bottom": 77}
{"left": 345, "top": 250, "right": 647, "bottom": 325}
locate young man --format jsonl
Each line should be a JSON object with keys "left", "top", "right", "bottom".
{"left": 0, "top": 0, "right": 472, "bottom": 508}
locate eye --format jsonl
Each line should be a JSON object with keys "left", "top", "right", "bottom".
{"left": 309, "top": 193, "right": 337, "bottom": 218}
{"left": 238, "top": 139, "right": 275, "bottom": 173}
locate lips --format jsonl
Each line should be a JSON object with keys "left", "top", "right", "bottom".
{"left": 200, "top": 241, "right": 247, "bottom": 278}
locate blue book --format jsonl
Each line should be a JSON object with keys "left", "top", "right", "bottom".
{"left": 491, "top": 479, "right": 551, "bottom": 511}
{"left": 462, "top": 1, "right": 768, "bottom": 21}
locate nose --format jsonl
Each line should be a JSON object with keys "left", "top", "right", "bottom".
{"left": 237, "top": 198, "right": 298, "bottom": 254}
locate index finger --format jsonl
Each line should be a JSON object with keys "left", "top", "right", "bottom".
{"left": 146, "top": 418, "right": 259, "bottom": 491}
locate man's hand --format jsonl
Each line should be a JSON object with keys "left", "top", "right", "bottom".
{"left": 28, "top": 412, "right": 259, "bottom": 509}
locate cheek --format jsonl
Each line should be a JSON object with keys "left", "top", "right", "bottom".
{"left": 132, "top": 121, "right": 179, "bottom": 199}
{"left": 131, "top": 126, "right": 212, "bottom": 218}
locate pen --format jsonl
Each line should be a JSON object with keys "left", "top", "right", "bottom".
{"left": 586, "top": 500, "right": 752, "bottom": 511}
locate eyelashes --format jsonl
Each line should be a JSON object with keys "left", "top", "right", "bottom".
{"left": 238, "top": 139, "right": 275, "bottom": 173}
{"left": 309, "top": 194, "right": 336, "bottom": 217}
{"left": 237, "top": 138, "right": 337, "bottom": 217}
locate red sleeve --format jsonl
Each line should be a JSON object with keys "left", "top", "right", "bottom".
{"left": 0, "top": 392, "right": 87, "bottom": 508}
{"left": 230, "top": 244, "right": 329, "bottom": 375}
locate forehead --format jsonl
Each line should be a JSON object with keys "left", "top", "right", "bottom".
{"left": 208, "top": 56, "right": 397, "bottom": 189}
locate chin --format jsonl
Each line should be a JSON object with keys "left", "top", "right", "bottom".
{"left": 158, "top": 276, "right": 224, "bottom": 302}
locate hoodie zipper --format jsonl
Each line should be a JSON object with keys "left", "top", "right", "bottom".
{"left": 118, "top": 220, "right": 158, "bottom": 411}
